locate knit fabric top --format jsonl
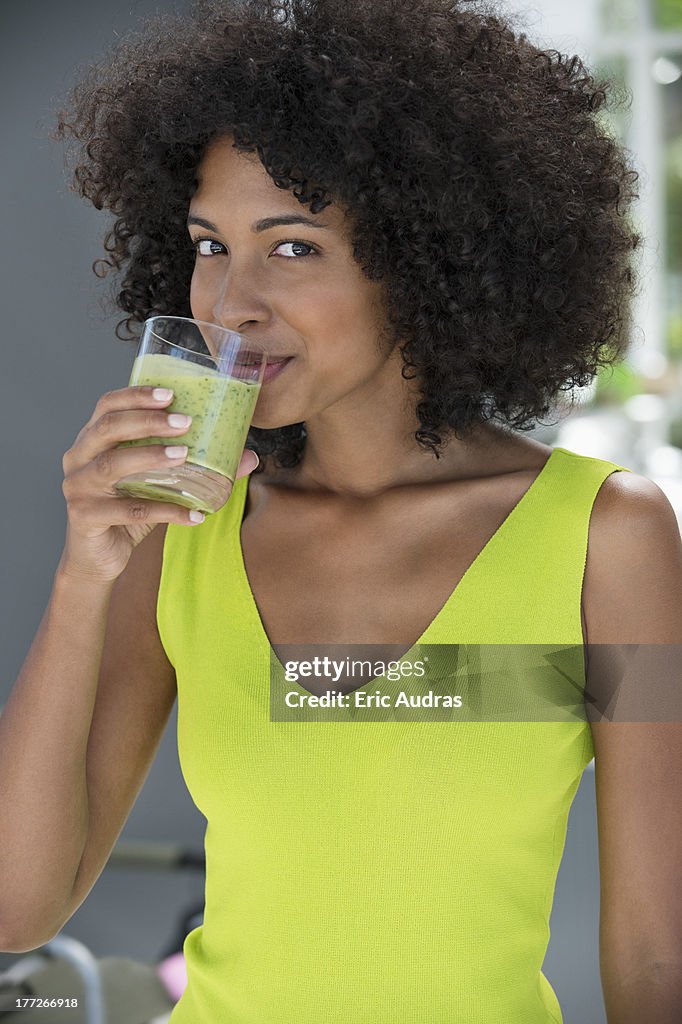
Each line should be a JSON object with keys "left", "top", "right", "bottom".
{"left": 158, "top": 445, "right": 631, "bottom": 1023}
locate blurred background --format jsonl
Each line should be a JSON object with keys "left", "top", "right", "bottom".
{"left": 1, "top": 1, "right": 680, "bottom": 1022}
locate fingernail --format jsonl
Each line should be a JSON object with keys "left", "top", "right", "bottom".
{"left": 165, "top": 445, "right": 188, "bottom": 458}
{"left": 168, "top": 413, "right": 192, "bottom": 428}
{"left": 247, "top": 450, "right": 260, "bottom": 472}
{"left": 153, "top": 387, "right": 174, "bottom": 401}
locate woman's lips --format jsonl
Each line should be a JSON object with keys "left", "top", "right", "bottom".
{"left": 233, "top": 355, "right": 294, "bottom": 383}
{"left": 261, "top": 356, "right": 294, "bottom": 383}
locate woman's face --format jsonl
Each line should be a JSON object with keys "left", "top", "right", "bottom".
{"left": 188, "top": 134, "right": 401, "bottom": 430}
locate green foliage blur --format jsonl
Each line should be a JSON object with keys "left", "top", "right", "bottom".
{"left": 655, "top": 0, "right": 682, "bottom": 31}
{"left": 594, "top": 359, "right": 643, "bottom": 404}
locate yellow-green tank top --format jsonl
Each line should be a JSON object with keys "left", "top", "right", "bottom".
{"left": 157, "top": 445, "right": 631, "bottom": 1023}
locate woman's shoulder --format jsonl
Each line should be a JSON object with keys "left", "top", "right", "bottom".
{"left": 589, "top": 461, "right": 676, "bottom": 532}
{"left": 583, "top": 467, "right": 681, "bottom": 643}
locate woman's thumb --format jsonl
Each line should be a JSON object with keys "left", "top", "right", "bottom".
{"left": 243, "top": 449, "right": 260, "bottom": 474}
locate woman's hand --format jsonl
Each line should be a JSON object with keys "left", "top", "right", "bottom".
{"left": 58, "top": 385, "right": 259, "bottom": 585}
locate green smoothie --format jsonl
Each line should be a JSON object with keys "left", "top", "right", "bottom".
{"left": 118, "top": 351, "right": 260, "bottom": 485}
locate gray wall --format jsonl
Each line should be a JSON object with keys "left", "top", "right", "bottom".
{"left": 1, "top": 2, "right": 607, "bottom": 1021}
{"left": 0, "top": 0, "right": 204, "bottom": 971}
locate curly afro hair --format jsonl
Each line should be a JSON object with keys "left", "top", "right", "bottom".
{"left": 54, "top": 0, "right": 642, "bottom": 471}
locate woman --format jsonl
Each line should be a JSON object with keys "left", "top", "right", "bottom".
{"left": 1, "top": 0, "right": 680, "bottom": 1021}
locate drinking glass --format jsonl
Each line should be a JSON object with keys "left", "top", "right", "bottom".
{"left": 114, "top": 316, "right": 267, "bottom": 514}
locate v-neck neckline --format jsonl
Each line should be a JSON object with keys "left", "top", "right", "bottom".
{"left": 230, "top": 446, "right": 564, "bottom": 695}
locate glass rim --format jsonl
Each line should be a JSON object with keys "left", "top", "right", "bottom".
{"left": 143, "top": 315, "right": 268, "bottom": 364}
{"left": 144, "top": 311, "right": 266, "bottom": 352}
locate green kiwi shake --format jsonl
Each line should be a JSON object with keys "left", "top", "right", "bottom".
{"left": 116, "top": 351, "right": 260, "bottom": 511}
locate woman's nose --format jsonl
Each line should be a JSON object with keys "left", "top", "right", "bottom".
{"left": 211, "top": 266, "right": 270, "bottom": 332}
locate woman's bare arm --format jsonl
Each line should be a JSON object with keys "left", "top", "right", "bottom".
{"left": 583, "top": 472, "right": 682, "bottom": 1023}
{"left": 0, "top": 378, "right": 258, "bottom": 954}
{"left": 0, "top": 523, "right": 176, "bottom": 953}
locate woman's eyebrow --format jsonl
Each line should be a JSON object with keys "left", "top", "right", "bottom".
{"left": 187, "top": 213, "right": 330, "bottom": 232}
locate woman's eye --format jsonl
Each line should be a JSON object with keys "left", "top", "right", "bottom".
{"left": 273, "top": 240, "right": 318, "bottom": 259}
{"left": 191, "top": 237, "right": 318, "bottom": 259}
{"left": 192, "top": 238, "right": 226, "bottom": 257}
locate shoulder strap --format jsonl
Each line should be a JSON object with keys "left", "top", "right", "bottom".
{"left": 506, "top": 445, "right": 632, "bottom": 643}
{"left": 440, "top": 446, "right": 633, "bottom": 644}
{"left": 156, "top": 473, "right": 251, "bottom": 667}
